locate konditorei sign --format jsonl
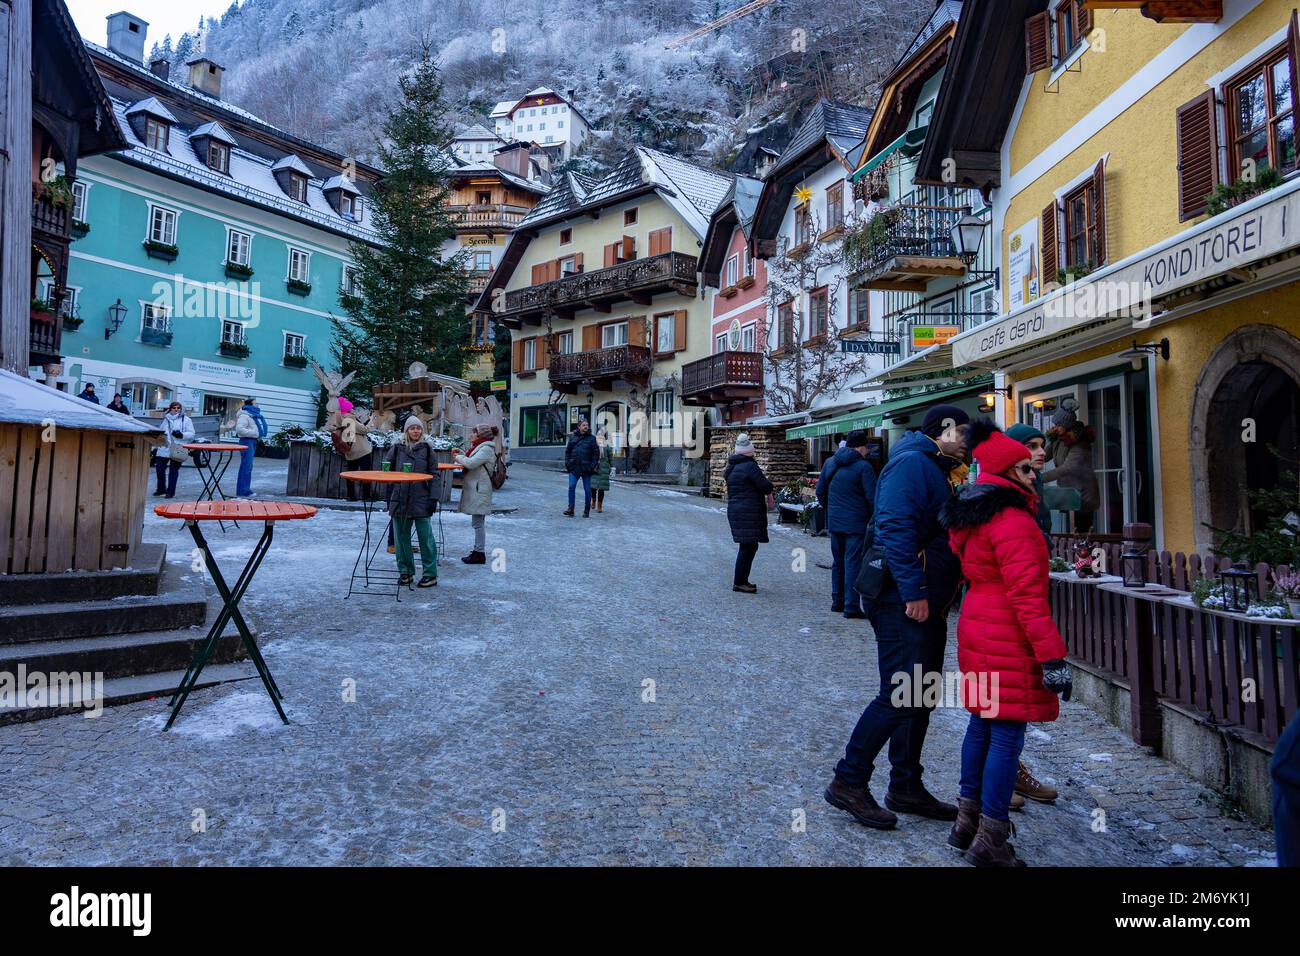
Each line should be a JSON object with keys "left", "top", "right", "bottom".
{"left": 952, "top": 179, "right": 1300, "bottom": 367}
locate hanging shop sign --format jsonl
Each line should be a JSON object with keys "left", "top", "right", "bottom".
{"left": 911, "top": 326, "right": 959, "bottom": 349}
{"left": 841, "top": 338, "right": 902, "bottom": 355}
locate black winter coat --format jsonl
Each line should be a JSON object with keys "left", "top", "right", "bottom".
{"left": 724, "top": 454, "right": 774, "bottom": 544}
{"left": 384, "top": 441, "right": 436, "bottom": 518}
{"left": 565, "top": 430, "right": 600, "bottom": 476}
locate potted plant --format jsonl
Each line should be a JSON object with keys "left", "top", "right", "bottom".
{"left": 1205, "top": 165, "right": 1285, "bottom": 217}
{"left": 219, "top": 340, "right": 251, "bottom": 358}
{"left": 29, "top": 297, "right": 55, "bottom": 323}
{"left": 283, "top": 352, "right": 308, "bottom": 368}
{"left": 62, "top": 312, "right": 83, "bottom": 331}
{"left": 71, "top": 220, "right": 90, "bottom": 239}
{"left": 1274, "top": 571, "right": 1300, "bottom": 619}
{"left": 1057, "top": 261, "right": 1095, "bottom": 287}
{"left": 286, "top": 278, "right": 312, "bottom": 296}
{"left": 143, "top": 239, "right": 179, "bottom": 261}
{"left": 141, "top": 327, "right": 173, "bottom": 346}
{"left": 33, "top": 175, "right": 74, "bottom": 209}
{"left": 224, "top": 261, "right": 254, "bottom": 280}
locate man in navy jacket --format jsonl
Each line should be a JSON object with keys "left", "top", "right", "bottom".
{"left": 816, "top": 430, "right": 877, "bottom": 618}
{"left": 825, "top": 404, "right": 970, "bottom": 831}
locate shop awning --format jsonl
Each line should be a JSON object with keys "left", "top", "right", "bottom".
{"left": 785, "top": 381, "right": 987, "bottom": 439}
{"left": 852, "top": 127, "right": 928, "bottom": 181}
{"left": 785, "top": 406, "right": 880, "bottom": 439}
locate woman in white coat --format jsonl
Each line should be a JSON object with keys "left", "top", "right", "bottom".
{"left": 154, "top": 400, "right": 195, "bottom": 498}
{"left": 454, "top": 423, "right": 499, "bottom": 565}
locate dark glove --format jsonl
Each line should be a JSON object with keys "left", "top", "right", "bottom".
{"left": 1041, "top": 658, "right": 1073, "bottom": 702}
{"left": 171, "top": 430, "right": 183, "bottom": 438}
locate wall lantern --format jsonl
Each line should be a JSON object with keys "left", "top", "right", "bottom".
{"left": 105, "top": 298, "right": 127, "bottom": 340}
{"left": 979, "top": 386, "right": 1013, "bottom": 413}
{"left": 1120, "top": 337, "right": 1170, "bottom": 372}
{"left": 1218, "top": 563, "right": 1258, "bottom": 612}
{"left": 949, "top": 211, "right": 986, "bottom": 264}
{"left": 585, "top": 389, "right": 595, "bottom": 405}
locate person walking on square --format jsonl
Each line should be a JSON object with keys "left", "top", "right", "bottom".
{"left": 385, "top": 416, "right": 438, "bottom": 588}
{"left": 591, "top": 427, "right": 615, "bottom": 513}
{"left": 725, "top": 433, "right": 773, "bottom": 594}
{"left": 939, "top": 421, "right": 1072, "bottom": 866}
{"left": 454, "top": 423, "right": 498, "bottom": 565}
{"left": 564, "top": 419, "right": 600, "bottom": 517}
{"left": 153, "top": 400, "right": 195, "bottom": 498}
{"left": 824, "top": 405, "right": 970, "bottom": 830}
{"left": 234, "top": 397, "right": 268, "bottom": 498}
{"left": 816, "top": 429, "right": 877, "bottom": 618}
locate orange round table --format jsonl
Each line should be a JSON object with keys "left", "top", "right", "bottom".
{"left": 153, "top": 500, "right": 317, "bottom": 730}
{"left": 182, "top": 442, "right": 249, "bottom": 530}
{"left": 339, "top": 470, "right": 434, "bottom": 600}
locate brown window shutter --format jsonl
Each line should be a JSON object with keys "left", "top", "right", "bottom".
{"left": 649, "top": 227, "right": 672, "bottom": 256}
{"left": 530, "top": 263, "right": 546, "bottom": 285}
{"left": 1176, "top": 90, "right": 1219, "bottom": 221}
{"left": 1091, "top": 158, "right": 1107, "bottom": 265}
{"left": 674, "top": 310, "right": 687, "bottom": 352}
{"left": 628, "top": 316, "right": 646, "bottom": 347}
{"left": 537, "top": 336, "right": 550, "bottom": 369}
{"left": 551, "top": 259, "right": 563, "bottom": 282}
{"left": 1074, "top": 2, "right": 1093, "bottom": 41}
{"left": 1041, "top": 201, "right": 1059, "bottom": 281}
{"left": 622, "top": 235, "right": 636, "bottom": 261}
{"left": 512, "top": 339, "right": 524, "bottom": 373}
{"left": 603, "top": 243, "right": 616, "bottom": 267}
{"left": 582, "top": 324, "right": 600, "bottom": 351}
{"left": 574, "top": 252, "right": 584, "bottom": 273}
{"left": 1025, "top": 12, "right": 1051, "bottom": 74}
{"left": 1289, "top": 10, "right": 1300, "bottom": 144}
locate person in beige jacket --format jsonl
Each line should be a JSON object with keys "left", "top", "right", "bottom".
{"left": 454, "top": 423, "right": 499, "bottom": 565}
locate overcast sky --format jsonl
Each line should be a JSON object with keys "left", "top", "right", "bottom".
{"left": 66, "top": 0, "right": 224, "bottom": 52}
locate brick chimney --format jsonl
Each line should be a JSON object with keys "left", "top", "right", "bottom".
{"left": 149, "top": 58, "right": 170, "bottom": 81}
{"left": 106, "top": 12, "right": 148, "bottom": 63}
{"left": 186, "top": 57, "right": 225, "bottom": 98}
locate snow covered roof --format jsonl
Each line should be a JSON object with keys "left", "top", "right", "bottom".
{"left": 450, "top": 160, "right": 550, "bottom": 195}
{"left": 0, "top": 369, "right": 161, "bottom": 435}
{"left": 454, "top": 124, "right": 502, "bottom": 141}
{"left": 321, "top": 174, "right": 360, "bottom": 194}
{"left": 189, "top": 121, "right": 236, "bottom": 145}
{"left": 489, "top": 100, "right": 515, "bottom": 118}
{"left": 271, "top": 154, "right": 313, "bottom": 176}
{"left": 124, "top": 96, "right": 177, "bottom": 122}
{"left": 525, "top": 86, "right": 556, "bottom": 97}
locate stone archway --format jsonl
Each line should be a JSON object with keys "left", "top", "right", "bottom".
{"left": 1189, "top": 324, "right": 1300, "bottom": 555}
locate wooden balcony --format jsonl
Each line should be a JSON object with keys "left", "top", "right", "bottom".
{"left": 548, "top": 345, "right": 653, "bottom": 394}
{"left": 847, "top": 190, "right": 969, "bottom": 293}
{"left": 447, "top": 203, "right": 529, "bottom": 231}
{"left": 33, "top": 195, "right": 71, "bottom": 241}
{"left": 29, "top": 314, "right": 62, "bottom": 366}
{"left": 466, "top": 270, "right": 492, "bottom": 294}
{"left": 500, "top": 252, "right": 698, "bottom": 327}
{"left": 681, "top": 351, "right": 764, "bottom": 406}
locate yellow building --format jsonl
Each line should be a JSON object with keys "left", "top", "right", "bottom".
{"left": 477, "top": 147, "right": 732, "bottom": 474}
{"left": 912, "top": 0, "right": 1300, "bottom": 554}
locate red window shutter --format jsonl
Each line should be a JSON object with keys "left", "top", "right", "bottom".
{"left": 674, "top": 310, "right": 687, "bottom": 352}
{"left": 1074, "top": 1, "right": 1093, "bottom": 41}
{"left": 1175, "top": 90, "right": 1219, "bottom": 220}
{"left": 1091, "top": 158, "right": 1107, "bottom": 265}
{"left": 1041, "top": 201, "right": 1059, "bottom": 282}
{"left": 603, "top": 243, "right": 617, "bottom": 267}
{"left": 1025, "top": 12, "right": 1051, "bottom": 74}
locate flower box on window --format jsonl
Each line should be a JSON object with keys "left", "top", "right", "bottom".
{"left": 143, "top": 240, "right": 179, "bottom": 261}
{"left": 71, "top": 220, "right": 90, "bottom": 239}
{"left": 283, "top": 353, "right": 308, "bottom": 368}
{"left": 29, "top": 299, "right": 55, "bottom": 324}
{"left": 219, "top": 340, "right": 251, "bottom": 358}
{"left": 224, "top": 261, "right": 254, "bottom": 280}
{"left": 62, "top": 315, "right": 83, "bottom": 331}
{"left": 736, "top": 275, "right": 755, "bottom": 290}
{"left": 141, "top": 327, "right": 173, "bottom": 347}
{"left": 286, "top": 278, "right": 312, "bottom": 296}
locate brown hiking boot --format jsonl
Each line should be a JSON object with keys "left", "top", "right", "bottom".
{"left": 563, "top": 508, "right": 574, "bottom": 517}
{"left": 947, "top": 797, "right": 981, "bottom": 850}
{"left": 824, "top": 777, "right": 897, "bottom": 830}
{"left": 885, "top": 783, "right": 959, "bottom": 821}
{"left": 964, "top": 815, "right": 1027, "bottom": 867}
{"left": 1010, "top": 791, "right": 1026, "bottom": 811}
{"left": 1015, "top": 762, "right": 1057, "bottom": 802}
{"left": 596, "top": 500, "right": 603, "bottom": 513}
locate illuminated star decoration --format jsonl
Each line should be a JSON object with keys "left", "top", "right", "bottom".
{"left": 794, "top": 184, "right": 813, "bottom": 204}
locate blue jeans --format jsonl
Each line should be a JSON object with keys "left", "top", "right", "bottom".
{"left": 835, "top": 597, "right": 948, "bottom": 791}
{"left": 567, "top": 472, "right": 592, "bottom": 511}
{"left": 959, "top": 713, "right": 1027, "bottom": 822}
{"left": 829, "top": 531, "right": 865, "bottom": 612}
{"left": 236, "top": 438, "right": 257, "bottom": 496}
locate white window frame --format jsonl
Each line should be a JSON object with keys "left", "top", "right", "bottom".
{"left": 559, "top": 255, "right": 578, "bottom": 275}
{"left": 716, "top": 331, "right": 728, "bottom": 353}
{"left": 287, "top": 247, "right": 312, "bottom": 283}
{"left": 144, "top": 117, "right": 169, "bottom": 152}
{"left": 146, "top": 203, "right": 178, "bottom": 246}
{"left": 724, "top": 255, "right": 739, "bottom": 288}
{"left": 651, "top": 389, "right": 674, "bottom": 428}
{"left": 71, "top": 181, "right": 89, "bottom": 223}
{"left": 283, "top": 331, "right": 306, "bottom": 358}
{"left": 287, "top": 172, "right": 308, "bottom": 203}
{"left": 655, "top": 313, "right": 675, "bottom": 353}
{"left": 741, "top": 322, "right": 757, "bottom": 352}
{"left": 341, "top": 264, "right": 359, "bottom": 296}
{"left": 523, "top": 338, "right": 537, "bottom": 369}
{"left": 602, "top": 321, "right": 629, "bottom": 348}
{"left": 226, "top": 228, "right": 252, "bottom": 267}
{"left": 141, "top": 300, "right": 171, "bottom": 333}
{"left": 556, "top": 331, "right": 574, "bottom": 355}
{"left": 474, "top": 251, "right": 493, "bottom": 272}
{"left": 208, "top": 140, "right": 230, "bottom": 174}
{"left": 221, "top": 319, "right": 246, "bottom": 345}
{"left": 743, "top": 247, "right": 754, "bottom": 277}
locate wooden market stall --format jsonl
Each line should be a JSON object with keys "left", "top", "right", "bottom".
{"left": 0, "top": 368, "right": 161, "bottom": 573}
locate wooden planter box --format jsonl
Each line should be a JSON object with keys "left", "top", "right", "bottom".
{"left": 286, "top": 441, "right": 454, "bottom": 502}
{"left": 0, "top": 423, "right": 153, "bottom": 573}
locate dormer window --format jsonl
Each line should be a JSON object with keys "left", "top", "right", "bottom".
{"left": 288, "top": 173, "right": 307, "bottom": 203}
{"left": 190, "top": 122, "right": 237, "bottom": 176}
{"left": 208, "top": 141, "right": 229, "bottom": 174}
{"left": 272, "top": 154, "right": 314, "bottom": 203}
{"left": 145, "top": 117, "right": 169, "bottom": 152}
{"left": 340, "top": 192, "right": 363, "bottom": 222}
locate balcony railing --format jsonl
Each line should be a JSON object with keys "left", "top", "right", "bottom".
{"left": 32, "top": 195, "right": 71, "bottom": 240}
{"left": 466, "top": 270, "right": 492, "bottom": 294}
{"left": 845, "top": 188, "right": 977, "bottom": 291}
{"left": 501, "top": 252, "right": 699, "bottom": 324}
{"left": 29, "top": 316, "right": 61, "bottom": 362}
{"left": 548, "top": 345, "right": 653, "bottom": 393}
{"left": 681, "top": 351, "right": 765, "bottom": 405}
{"left": 447, "top": 204, "right": 529, "bottom": 231}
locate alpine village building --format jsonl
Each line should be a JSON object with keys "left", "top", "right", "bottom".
{"left": 34, "top": 11, "right": 381, "bottom": 431}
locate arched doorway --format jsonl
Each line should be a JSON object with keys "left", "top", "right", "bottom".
{"left": 1190, "top": 325, "right": 1300, "bottom": 554}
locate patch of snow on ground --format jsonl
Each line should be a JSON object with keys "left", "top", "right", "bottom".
{"left": 1168, "top": 843, "right": 1198, "bottom": 859}
{"left": 139, "top": 690, "right": 295, "bottom": 739}
{"left": 649, "top": 488, "right": 689, "bottom": 497}
{"left": 1089, "top": 753, "right": 1114, "bottom": 762}
{"left": 1029, "top": 728, "right": 1052, "bottom": 742}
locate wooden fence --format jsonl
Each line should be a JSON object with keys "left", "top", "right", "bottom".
{"left": 1048, "top": 534, "right": 1298, "bottom": 748}
{"left": 286, "top": 442, "right": 453, "bottom": 502}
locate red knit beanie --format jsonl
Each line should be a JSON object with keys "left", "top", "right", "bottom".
{"left": 969, "top": 419, "right": 1032, "bottom": 476}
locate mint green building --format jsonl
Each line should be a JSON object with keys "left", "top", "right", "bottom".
{"left": 37, "top": 12, "right": 379, "bottom": 431}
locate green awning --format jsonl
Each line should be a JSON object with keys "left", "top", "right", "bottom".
{"left": 786, "top": 407, "right": 882, "bottom": 440}
{"left": 858, "top": 380, "right": 990, "bottom": 424}
{"left": 852, "top": 133, "right": 907, "bottom": 181}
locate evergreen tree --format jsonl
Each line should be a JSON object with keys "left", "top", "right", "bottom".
{"left": 331, "top": 47, "right": 469, "bottom": 401}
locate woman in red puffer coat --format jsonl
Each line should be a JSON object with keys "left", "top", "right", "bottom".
{"left": 938, "top": 420, "right": 1073, "bottom": 867}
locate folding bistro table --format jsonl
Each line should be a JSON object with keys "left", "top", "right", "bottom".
{"left": 339, "top": 470, "right": 433, "bottom": 601}
{"left": 155, "top": 500, "right": 317, "bottom": 729}
{"left": 183, "top": 442, "right": 247, "bottom": 532}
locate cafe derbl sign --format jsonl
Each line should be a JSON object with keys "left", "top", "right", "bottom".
{"left": 950, "top": 179, "right": 1300, "bottom": 368}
